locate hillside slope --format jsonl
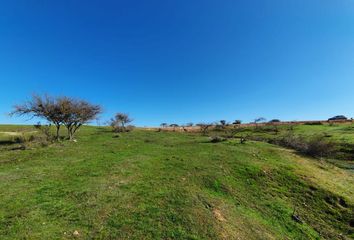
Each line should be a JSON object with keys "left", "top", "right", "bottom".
{"left": 0, "top": 126, "right": 353, "bottom": 239}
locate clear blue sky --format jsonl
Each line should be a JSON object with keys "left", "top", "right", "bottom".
{"left": 1, "top": 0, "right": 353, "bottom": 126}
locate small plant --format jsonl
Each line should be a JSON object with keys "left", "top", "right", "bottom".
{"left": 209, "top": 136, "right": 226, "bottom": 143}
{"left": 240, "top": 136, "right": 247, "bottom": 144}
{"left": 34, "top": 122, "right": 54, "bottom": 142}
{"left": 125, "top": 125, "right": 135, "bottom": 132}
{"left": 12, "top": 135, "right": 25, "bottom": 144}
{"left": 197, "top": 123, "right": 212, "bottom": 135}
{"left": 28, "top": 135, "right": 36, "bottom": 142}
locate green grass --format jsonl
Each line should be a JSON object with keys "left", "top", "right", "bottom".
{"left": 226, "top": 122, "right": 354, "bottom": 169}
{"left": 228, "top": 122, "right": 354, "bottom": 144}
{"left": 0, "top": 125, "right": 353, "bottom": 239}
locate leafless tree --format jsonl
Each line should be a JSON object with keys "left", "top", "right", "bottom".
{"left": 233, "top": 120, "right": 242, "bottom": 125}
{"left": 196, "top": 123, "right": 212, "bottom": 135}
{"left": 219, "top": 120, "right": 228, "bottom": 129}
{"left": 11, "top": 94, "right": 63, "bottom": 140}
{"left": 169, "top": 124, "right": 179, "bottom": 132}
{"left": 254, "top": 117, "right": 266, "bottom": 124}
{"left": 12, "top": 95, "right": 101, "bottom": 141}
{"left": 110, "top": 113, "right": 133, "bottom": 132}
{"left": 60, "top": 97, "right": 102, "bottom": 140}
{"left": 254, "top": 117, "right": 266, "bottom": 128}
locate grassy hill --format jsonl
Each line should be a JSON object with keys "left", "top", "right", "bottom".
{"left": 229, "top": 122, "right": 354, "bottom": 169}
{"left": 0, "top": 125, "right": 353, "bottom": 239}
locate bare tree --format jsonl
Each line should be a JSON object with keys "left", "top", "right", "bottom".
{"left": 60, "top": 98, "right": 101, "bottom": 140}
{"left": 254, "top": 117, "right": 266, "bottom": 124}
{"left": 196, "top": 123, "right": 212, "bottom": 135}
{"left": 169, "top": 124, "right": 179, "bottom": 132}
{"left": 186, "top": 122, "right": 194, "bottom": 127}
{"left": 110, "top": 113, "right": 133, "bottom": 132}
{"left": 11, "top": 94, "right": 63, "bottom": 140}
{"left": 219, "top": 120, "right": 228, "bottom": 129}
{"left": 12, "top": 95, "right": 101, "bottom": 141}
{"left": 254, "top": 117, "right": 266, "bottom": 129}
{"left": 233, "top": 120, "right": 242, "bottom": 125}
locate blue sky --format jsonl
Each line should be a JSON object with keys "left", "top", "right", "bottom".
{"left": 0, "top": 0, "right": 353, "bottom": 126}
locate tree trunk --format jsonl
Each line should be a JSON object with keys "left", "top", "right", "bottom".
{"left": 55, "top": 125, "right": 60, "bottom": 140}
{"left": 69, "top": 129, "right": 73, "bottom": 141}
{"left": 67, "top": 127, "right": 73, "bottom": 141}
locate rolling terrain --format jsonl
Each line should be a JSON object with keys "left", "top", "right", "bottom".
{"left": 0, "top": 124, "right": 353, "bottom": 239}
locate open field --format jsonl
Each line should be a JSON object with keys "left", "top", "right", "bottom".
{"left": 0, "top": 125, "right": 353, "bottom": 239}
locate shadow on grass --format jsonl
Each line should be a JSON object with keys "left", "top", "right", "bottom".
{"left": 0, "top": 140, "right": 17, "bottom": 145}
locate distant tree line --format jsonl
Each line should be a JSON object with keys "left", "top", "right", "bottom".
{"left": 12, "top": 94, "right": 287, "bottom": 140}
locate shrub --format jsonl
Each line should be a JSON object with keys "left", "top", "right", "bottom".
{"left": 273, "top": 133, "right": 335, "bottom": 158}
{"left": 125, "top": 125, "right": 135, "bottom": 132}
{"left": 34, "top": 123, "right": 54, "bottom": 141}
{"left": 240, "top": 136, "right": 247, "bottom": 144}
{"left": 110, "top": 113, "right": 133, "bottom": 133}
{"left": 304, "top": 136, "right": 335, "bottom": 157}
{"left": 197, "top": 123, "right": 212, "bottom": 135}
{"left": 28, "top": 135, "right": 36, "bottom": 142}
{"left": 214, "top": 124, "right": 224, "bottom": 131}
{"left": 209, "top": 136, "right": 226, "bottom": 143}
{"left": 12, "top": 135, "right": 25, "bottom": 144}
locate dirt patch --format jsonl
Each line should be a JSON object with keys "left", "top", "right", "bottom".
{"left": 0, "top": 131, "right": 37, "bottom": 136}
{"left": 0, "top": 132, "right": 22, "bottom": 136}
{"left": 213, "top": 208, "right": 226, "bottom": 222}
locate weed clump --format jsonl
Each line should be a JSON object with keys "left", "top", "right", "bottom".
{"left": 209, "top": 136, "right": 226, "bottom": 143}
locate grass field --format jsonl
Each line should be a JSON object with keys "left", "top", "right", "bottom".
{"left": 228, "top": 122, "right": 354, "bottom": 169}
{"left": 0, "top": 125, "right": 353, "bottom": 239}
